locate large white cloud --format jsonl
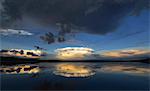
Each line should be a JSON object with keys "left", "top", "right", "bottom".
{"left": 0, "top": 29, "right": 33, "bottom": 36}
{"left": 55, "top": 47, "right": 94, "bottom": 60}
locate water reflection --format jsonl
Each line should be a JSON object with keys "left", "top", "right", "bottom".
{"left": 53, "top": 64, "right": 95, "bottom": 77}
{"left": 1, "top": 62, "right": 149, "bottom": 90}
{"left": 52, "top": 63, "right": 149, "bottom": 77}
{"left": 0, "top": 65, "right": 40, "bottom": 74}
{"left": 0, "top": 62, "right": 149, "bottom": 77}
{"left": 100, "top": 65, "right": 150, "bottom": 76}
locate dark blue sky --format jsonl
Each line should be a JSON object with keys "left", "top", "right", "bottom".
{"left": 1, "top": 10, "right": 149, "bottom": 53}
{"left": 0, "top": 0, "right": 149, "bottom": 55}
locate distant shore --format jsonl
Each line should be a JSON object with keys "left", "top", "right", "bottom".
{"left": 0, "top": 56, "right": 149, "bottom": 65}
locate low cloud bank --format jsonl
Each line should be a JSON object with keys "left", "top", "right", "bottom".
{"left": 99, "top": 49, "right": 150, "bottom": 60}
{"left": 0, "top": 29, "right": 33, "bottom": 36}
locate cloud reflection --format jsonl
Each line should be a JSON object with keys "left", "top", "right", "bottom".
{"left": 0, "top": 65, "right": 40, "bottom": 74}
{"left": 100, "top": 65, "right": 150, "bottom": 76}
{"left": 0, "top": 63, "right": 149, "bottom": 77}
{"left": 53, "top": 64, "right": 95, "bottom": 77}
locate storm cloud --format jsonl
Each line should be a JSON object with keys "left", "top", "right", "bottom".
{"left": 0, "top": 0, "right": 149, "bottom": 34}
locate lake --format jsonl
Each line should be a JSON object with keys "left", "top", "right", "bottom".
{"left": 0, "top": 62, "right": 149, "bottom": 90}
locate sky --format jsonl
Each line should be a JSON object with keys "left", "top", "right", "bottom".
{"left": 0, "top": 0, "right": 149, "bottom": 59}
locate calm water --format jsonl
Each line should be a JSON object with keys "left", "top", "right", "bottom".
{"left": 0, "top": 62, "right": 150, "bottom": 90}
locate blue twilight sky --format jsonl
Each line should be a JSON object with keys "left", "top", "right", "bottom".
{"left": 1, "top": 10, "right": 149, "bottom": 53}
{"left": 0, "top": 0, "right": 149, "bottom": 54}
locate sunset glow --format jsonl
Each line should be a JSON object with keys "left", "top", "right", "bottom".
{"left": 101, "top": 49, "right": 150, "bottom": 58}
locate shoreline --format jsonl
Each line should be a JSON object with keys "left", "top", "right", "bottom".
{"left": 0, "top": 56, "right": 149, "bottom": 65}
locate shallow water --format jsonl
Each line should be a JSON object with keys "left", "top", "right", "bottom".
{"left": 1, "top": 62, "right": 150, "bottom": 90}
